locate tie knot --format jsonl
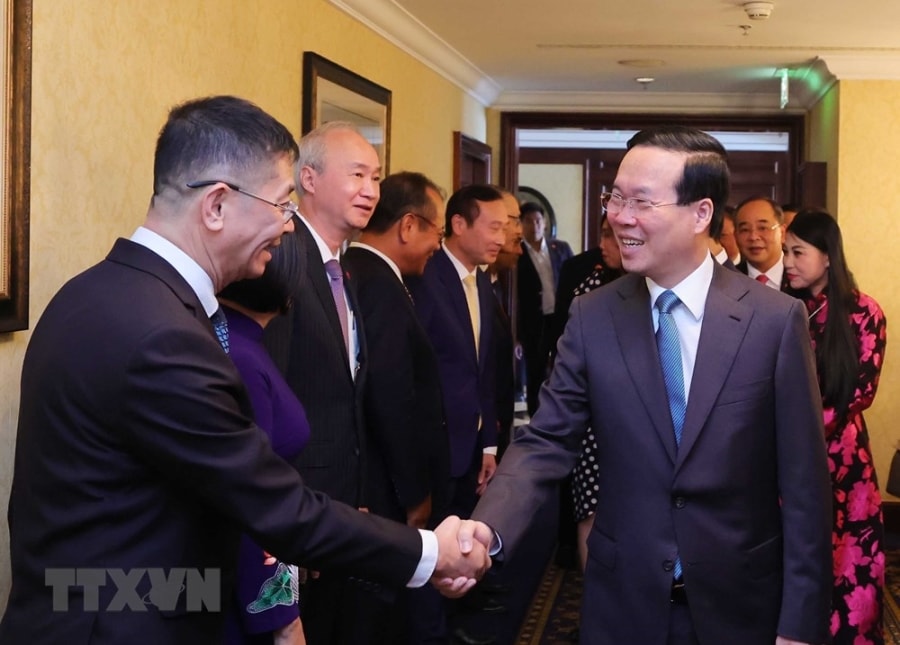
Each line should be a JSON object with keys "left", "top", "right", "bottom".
{"left": 656, "top": 290, "right": 680, "bottom": 314}
{"left": 755, "top": 274, "right": 769, "bottom": 284}
{"left": 325, "top": 259, "right": 343, "bottom": 281}
{"left": 463, "top": 273, "right": 476, "bottom": 287}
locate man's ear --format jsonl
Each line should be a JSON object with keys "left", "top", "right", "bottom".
{"left": 695, "top": 198, "right": 713, "bottom": 234}
{"left": 199, "top": 185, "right": 228, "bottom": 232}
{"left": 298, "top": 165, "right": 316, "bottom": 195}
{"left": 398, "top": 213, "right": 417, "bottom": 243}
{"left": 450, "top": 213, "right": 467, "bottom": 237}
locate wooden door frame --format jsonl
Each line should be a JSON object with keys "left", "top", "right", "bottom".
{"left": 500, "top": 112, "right": 805, "bottom": 201}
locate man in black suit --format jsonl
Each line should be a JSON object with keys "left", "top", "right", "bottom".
{"left": 0, "top": 96, "right": 491, "bottom": 645}
{"left": 517, "top": 202, "right": 573, "bottom": 415}
{"left": 262, "top": 120, "right": 383, "bottom": 643}
{"left": 734, "top": 196, "right": 792, "bottom": 291}
{"left": 343, "top": 171, "right": 450, "bottom": 643}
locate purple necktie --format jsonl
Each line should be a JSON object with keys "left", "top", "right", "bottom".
{"left": 325, "top": 259, "right": 350, "bottom": 352}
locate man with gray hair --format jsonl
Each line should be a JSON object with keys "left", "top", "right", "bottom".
{"left": 264, "top": 121, "right": 383, "bottom": 644}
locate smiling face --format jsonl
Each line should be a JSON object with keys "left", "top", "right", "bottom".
{"left": 220, "top": 154, "right": 296, "bottom": 285}
{"left": 607, "top": 145, "right": 711, "bottom": 287}
{"left": 299, "top": 128, "right": 381, "bottom": 239}
{"left": 735, "top": 199, "right": 783, "bottom": 272}
{"left": 782, "top": 231, "right": 829, "bottom": 295}
{"left": 448, "top": 199, "right": 507, "bottom": 271}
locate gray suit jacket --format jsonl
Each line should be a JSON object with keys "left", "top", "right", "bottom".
{"left": 473, "top": 263, "right": 832, "bottom": 645}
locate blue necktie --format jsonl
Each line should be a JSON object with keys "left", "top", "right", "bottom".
{"left": 211, "top": 308, "right": 230, "bottom": 354}
{"left": 656, "top": 289, "right": 685, "bottom": 579}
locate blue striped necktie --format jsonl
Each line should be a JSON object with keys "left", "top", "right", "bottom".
{"left": 656, "top": 289, "right": 685, "bottom": 579}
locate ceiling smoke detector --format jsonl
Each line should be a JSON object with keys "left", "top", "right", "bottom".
{"left": 742, "top": 1, "right": 774, "bottom": 20}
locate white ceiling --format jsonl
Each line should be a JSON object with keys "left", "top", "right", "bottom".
{"left": 329, "top": 0, "right": 900, "bottom": 113}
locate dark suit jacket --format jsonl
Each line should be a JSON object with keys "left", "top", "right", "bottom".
{"left": 407, "top": 248, "right": 497, "bottom": 478}
{"left": 554, "top": 247, "right": 605, "bottom": 328}
{"left": 491, "top": 276, "right": 515, "bottom": 457}
{"left": 342, "top": 246, "right": 450, "bottom": 525}
{"left": 264, "top": 221, "right": 367, "bottom": 507}
{"left": 517, "top": 238, "right": 574, "bottom": 351}
{"left": 0, "top": 240, "right": 421, "bottom": 645}
{"left": 473, "top": 263, "right": 832, "bottom": 645}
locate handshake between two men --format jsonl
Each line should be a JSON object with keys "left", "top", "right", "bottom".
{"left": 429, "top": 516, "right": 496, "bottom": 598}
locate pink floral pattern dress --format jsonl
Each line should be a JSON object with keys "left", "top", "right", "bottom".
{"left": 807, "top": 290, "right": 887, "bottom": 645}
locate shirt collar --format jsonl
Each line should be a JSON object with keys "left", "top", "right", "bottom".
{"left": 349, "top": 241, "right": 402, "bottom": 281}
{"left": 442, "top": 242, "right": 477, "bottom": 281}
{"left": 297, "top": 214, "right": 340, "bottom": 263}
{"left": 645, "top": 253, "right": 714, "bottom": 323}
{"left": 746, "top": 255, "right": 784, "bottom": 284}
{"left": 130, "top": 226, "right": 218, "bottom": 317}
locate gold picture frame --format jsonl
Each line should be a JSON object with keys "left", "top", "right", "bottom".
{"left": 0, "top": 0, "right": 31, "bottom": 332}
{"left": 302, "top": 52, "right": 391, "bottom": 173}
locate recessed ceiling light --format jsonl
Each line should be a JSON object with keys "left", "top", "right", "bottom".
{"left": 636, "top": 77, "right": 655, "bottom": 84}
{"left": 618, "top": 59, "right": 665, "bottom": 68}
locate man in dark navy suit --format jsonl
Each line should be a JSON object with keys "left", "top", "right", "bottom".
{"left": 408, "top": 184, "right": 507, "bottom": 521}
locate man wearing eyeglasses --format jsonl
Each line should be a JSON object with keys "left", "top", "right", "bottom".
{"left": 471, "top": 126, "right": 831, "bottom": 645}
{"left": 0, "top": 97, "right": 492, "bottom": 645}
{"left": 734, "top": 196, "right": 792, "bottom": 291}
{"left": 341, "top": 171, "right": 450, "bottom": 643}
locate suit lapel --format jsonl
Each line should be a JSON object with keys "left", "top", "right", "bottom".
{"left": 476, "top": 268, "right": 493, "bottom": 373}
{"left": 297, "top": 223, "right": 351, "bottom": 368}
{"left": 611, "top": 275, "right": 678, "bottom": 464}
{"left": 675, "top": 265, "right": 754, "bottom": 472}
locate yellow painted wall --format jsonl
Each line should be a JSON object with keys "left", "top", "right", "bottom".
{"left": 832, "top": 80, "right": 900, "bottom": 490}
{"left": 807, "top": 83, "right": 840, "bottom": 213}
{"left": 0, "top": 0, "right": 485, "bottom": 609}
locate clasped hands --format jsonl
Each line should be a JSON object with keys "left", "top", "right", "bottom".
{"left": 430, "top": 515, "right": 494, "bottom": 598}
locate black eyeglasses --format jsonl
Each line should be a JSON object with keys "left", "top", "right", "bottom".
{"left": 186, "top": 180, "right": 299, "bottom": 223}
{"left": 410, "top": 212, "right": 445, "bottom": 241}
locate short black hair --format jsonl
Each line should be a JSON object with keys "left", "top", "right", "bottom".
{"left": 627, "top": 126, "right": 730, "bottom": 235}
{"left": 153, "top": 95, "right": 298, "bottom": 197}
{"left": 444, "top": 184, "right": 504, "bottom": 238}
{"left": 217, "top": 219, "right": 304, "bottom": 314}
{"left": 365, "top": 171, "right": 444, "bottom": 234}
{"left": 734, "top": 196, "right": 784, "bottom": 224}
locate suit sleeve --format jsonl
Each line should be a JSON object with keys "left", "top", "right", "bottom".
{"left": 472, "top": 294, "right": 591, "bottom": 557}
{"left": 115, "top": 322, "right": 423, "bottom": 586}
{"left": 773, "top": 299, "right": 833, "bottom": 642}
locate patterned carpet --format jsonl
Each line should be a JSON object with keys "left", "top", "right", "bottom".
{"left": 520, "top": 548, "right": 900, "bottom": 644}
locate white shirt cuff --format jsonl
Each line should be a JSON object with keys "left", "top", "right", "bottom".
{"left": 407, "top": 529, "right": 438, "bottom": 587}
{"left": 483, "top": 447, "right": 498, "bottom": 456}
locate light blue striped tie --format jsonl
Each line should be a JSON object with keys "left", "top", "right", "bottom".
{"left": 656, "top": 289, "right": 685, "bottom": 579}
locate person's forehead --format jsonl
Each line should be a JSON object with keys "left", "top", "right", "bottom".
{"left": 736, "top": 200, "right": 776, "bottom": 222}
{"left": 323, "top": 129, "right": 378, "bottom": 163}
{"left": 617, "top": 146, "right": 686, "bottom": 190}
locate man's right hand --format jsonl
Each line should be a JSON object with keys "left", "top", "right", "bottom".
{"left": 429, "top": 515, "right": 492, "bottom": 597}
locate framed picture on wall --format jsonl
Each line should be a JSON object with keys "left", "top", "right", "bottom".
{"left": 301, "top": 52, "right": 391, "bottom": 173}
{"left": 0, "top": 0, "right": 32, "bottom": 332}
